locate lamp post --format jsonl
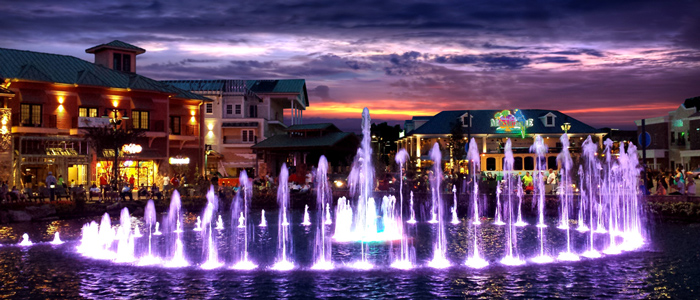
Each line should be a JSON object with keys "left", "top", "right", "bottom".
{"left": 204, "top": 144, "right": 212, "bottom": 179}
{"left": 561, "top": 122, "right": 571, "bottom": 134}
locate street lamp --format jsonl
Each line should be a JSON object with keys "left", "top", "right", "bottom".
{"left": 103, "top": 108, "right": 128, "bottom": 131}
{"left": 561, "top": 122, "right": 571, "bottom": 134}
{"left": 204, "top": 144, "right": 212, "bottom": 179}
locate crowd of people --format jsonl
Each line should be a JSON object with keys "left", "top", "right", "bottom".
{"left": 644, "top": 166, "right": 696, "bottom": 196}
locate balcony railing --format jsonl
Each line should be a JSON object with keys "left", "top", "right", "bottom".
{"left": 223, "top": 136, "right": 255, "bottom": 144}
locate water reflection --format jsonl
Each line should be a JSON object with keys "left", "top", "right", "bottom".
{"left": 0, "top": 218, "right": 695, "bottom": 298}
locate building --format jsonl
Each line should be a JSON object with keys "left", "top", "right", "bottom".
{"left": 251, "top": 123, "right": 359, "bottom": 176}
{"left": 635, "top": 97, "right": 700, "bottom": 171}
{"left": 163, "top": 79, "right": 309, "bottom": 178}
{"left": 398, "top": 109, "right": 604, "bottom": 173}
{"left": 0, "top": 41, "right": 210, "bottom": 188}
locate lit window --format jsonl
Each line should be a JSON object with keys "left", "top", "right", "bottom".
{"left": 21, "top": 104, "right": 42, "bottom": 126}
{"left": 79, "top": 107, "right": 98, "bottom": 118}
{"left": 132, "top": 110, "right": 149, "bottom": 130}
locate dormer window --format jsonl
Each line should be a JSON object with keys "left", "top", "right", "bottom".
{"left": 541, "top": 112, "right": 556, "bottom": 127}
{"left": 113, "top": 53, "right": 131, "bottom": 72}
{"left": 460, "top": 112, "right": 473, "bottom": 127}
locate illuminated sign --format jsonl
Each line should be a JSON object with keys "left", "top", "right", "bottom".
{"left": 122, "top": 143, "right": 142, "bottom": 154}
{"left": 169, "top": 157, "right": 190, "bottom": 165}
{"left": 490, "top": 109, "right": 533, "bottom": 138}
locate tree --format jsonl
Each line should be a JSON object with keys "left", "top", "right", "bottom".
{"left": 448, "top": 119, "right": 466, "bottom": 172}
{"left": 83, "top": 124, "right": 144, "bottom": 193}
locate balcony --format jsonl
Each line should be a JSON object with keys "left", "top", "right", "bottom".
{"left": 223, "top": 135, "right": 256, "bottom": 147}
{"left": 12, "top": 114, "right": 60, "bottom": 134}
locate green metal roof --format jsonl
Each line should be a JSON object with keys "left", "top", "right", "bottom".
{"left": 85, "top": 40, "right": 146, "bottom": 54}
{"left": 162, "top": 79, "right": 309, "bottom": 106}
{"left": 285, "top": 123, "right": 339, "bottom": 132}
{"left": 0, "top": 47, "right": 209, "bottom": 101}
{"left": 251, "top": 132, "right": 357, "bottom": 150}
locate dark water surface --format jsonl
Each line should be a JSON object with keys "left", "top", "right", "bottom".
{"left": 0, "top": 215, "right": 698, "bottom": 299}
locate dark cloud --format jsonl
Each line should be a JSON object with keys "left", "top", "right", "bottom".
{"left": 535, "top": 56, "right": 580, "bottom": 64}
{"left": 308, "top": 85, "right": 332, "bottom": 101}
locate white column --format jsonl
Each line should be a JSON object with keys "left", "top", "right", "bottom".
{"left": 290, "top": 99, "right": 294, "bottom": 125}
{"left": 300, "top": 109, "right": 303, "bottom": 124}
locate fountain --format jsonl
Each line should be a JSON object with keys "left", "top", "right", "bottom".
{"left": 427, "top": 143, "right": 450, "bottom": 269}
{"left": 50, "top": 232, "right": 64, "bottom": 245}
{"left": 407, "top": 191, "right": 417, "bottom": 224}
{"left": 301, "top": 205, "right": 311, "bottom": 226}
{"left": 272, "top": 164, "right": 295, "bottom": 271}
{"left": 260, "top": 209, "right": 267, "bottom": 227}
{"left": 231, "top": 170, "right": 257, "bottom": 270}
{"left": 154, "top": 222, "right": 162, "bottom": 236}
{"left": 450, "top": 186, "right": 460, "bottom": 225}
{"left": 200, "top": 187, "right": 223, "bottom": 269}
{"left": 138, "top": 199, "right": 160, "bottom": 266}
{"left": 193, "top": 216, "right": 202, "bottom": 231}
{"left": 391, "top": 148, "right": 415, "bottom": 270}
{"left": 18, "top": 233, "right": 32, "bottom": 246}
{"left": 500, "top": 139, "right": 525, "bottom": 266}
{"left": 557, "top": 134, "right": 580, "bottom": 262}
{"left": 312, "top": 156, "right": 334, "bottom": 270}
{"left": 465, "top": 138, "right": 488, "bottom": 269}
{"left": 530, "top": 135, "right": 553, "bottom": 264}
{"left": 65, "top": 109, "right": 647, "bottom": 275}
{"left": 216, "top": 215, "right": 224, "bottom": 230}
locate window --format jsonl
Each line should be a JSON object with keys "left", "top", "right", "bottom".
{"left": 461, "top": 114, "right": 472, "bottom": 127}
{"left": 21, "top": 104, "right": 42, "bottom": 126}
{"left": 524, "top": 157, "right": 534, "bottom": 170}
{"left": 249, "top": 105, "right": 258, "bottom": 118}
{"left": 226, "top": 104, "right": 233, "bottom": 115}
{"left": 79, "top": 107, "right": 98, "bottom": 118}
{"left": 514, "top": 157, "right": 523, "bottom": 170}
{"left": 486, "top": 158, "right": 496, "bottom": 170}
{"left": 235, "top": 104, "right": 241, "bottom": 115}
{"left": 546, "top": 116, "right": 554, "bottom": 126}
{"left": 122, "top": 54, "right": 131, "bottom": 72}
{"left": 170, "top": 116, "right": 181, "bottom": 135}
{"left": 206, "top": 103, "right": 213, "bottom": 114}
{"left": 113, "top": 53, "right": 122, "bottom": 71}
{"left": 547, "top": 156, "right": 557, "bottom": 170}
{"left": 242, "top": 129, "right": 255, "bottom": 143}
{"left": 132, "top": 110, "right": 149, "bottom": 130}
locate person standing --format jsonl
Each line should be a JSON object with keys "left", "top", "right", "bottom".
{"left": 46, "top": 171, "right": 57, "bottom": 202}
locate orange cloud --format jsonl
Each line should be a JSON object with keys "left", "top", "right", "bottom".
{"left": 305, "top": 102, "right": 440, "bottom": 120}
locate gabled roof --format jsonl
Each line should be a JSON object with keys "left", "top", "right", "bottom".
{"left": 251, "top": 132, "right": 357, "bottom": 150}
{"left": 85, "top": 40, "right": 146, "bottom": 54}
{"left": 285, "top": 123, "right": 340, "bottom": 132}
{"left": 408, "top": 109, "right": 599, "bottom": 136}
{"left": 0, "top": 47, "right": 209, "bottom": 101}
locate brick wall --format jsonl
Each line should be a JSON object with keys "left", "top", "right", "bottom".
{"left": 637, "top": 122, "right": 668, "bottom": 149}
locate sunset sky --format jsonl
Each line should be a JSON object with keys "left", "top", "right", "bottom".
{"left": 3, "top": 0, "right": 700, "bottom": 131}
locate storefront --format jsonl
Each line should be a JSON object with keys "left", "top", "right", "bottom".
{"left": 15, "top": 136, "right": 90, "bottom": 188}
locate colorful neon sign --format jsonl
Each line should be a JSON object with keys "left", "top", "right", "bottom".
{"left": 490, "top": 109, "right": 533, "bottom": 138}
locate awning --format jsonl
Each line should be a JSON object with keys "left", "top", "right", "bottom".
{"left": 78, "top": 93, "right": 106, "bottom": 107}
{"left": 131, "top": 97, "right": 154, "bottom": 110}
{"left": 19, "top": 89, "right": 47, "bottom": 103}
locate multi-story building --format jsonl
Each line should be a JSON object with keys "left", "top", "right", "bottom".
{"left": 398, "top": 109, "right": 604, "bottom": 173}
{"left": 163, "top": 79, "right": 309, "bottom": 178}
{"left": 0, "top": 41, "right": 209, "bottom": 188}
{"left": 635, "top": 97, "right": 700, "bottom": 171}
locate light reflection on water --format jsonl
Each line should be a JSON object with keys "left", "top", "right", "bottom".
{"left": 0, "top": 216, "right": 697, "bottom": 299}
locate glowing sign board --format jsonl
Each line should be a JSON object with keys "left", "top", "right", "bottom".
{"left": 490, "top": 109, "right": 533, "bottom": 138}
{"left": 169, "top": 157, "right": 190, "bottom": 165}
